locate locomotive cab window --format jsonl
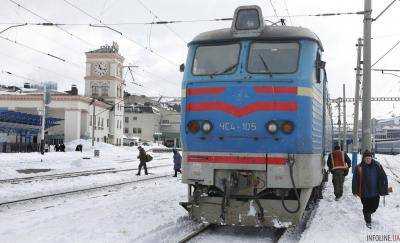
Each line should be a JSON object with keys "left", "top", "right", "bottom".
{"left": 247, "top": 42, "right": 299, "bottom": 74}
{"left": 192, "top": 43, "right": 240, "bottom": 76}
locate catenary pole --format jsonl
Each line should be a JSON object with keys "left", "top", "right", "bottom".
{"left": 361, "top": 0, "right": 372, "bottom": 152}
{"left": 352, "top": 38, "right": 363, "bottom": 169}
{"left": 40, "top": 84, "right": 46, "bottom": 155}
{"left": 343, "top": 84, "right": 347, "bottom": 152}
{"left": 92, "top": 99, "right": 96, "bottom": 147}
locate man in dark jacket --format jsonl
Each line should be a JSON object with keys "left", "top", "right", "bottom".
{"left": 352, "top": 150, "right": 388, "bottom": 228}
{"left": 136, "top": 146, "right": 148, "bottom": 176}
{"left": 327, "top": 145, "right": 352, "bottom": 200}
{"left": 172, "top": 149, "right": 182, "bottom": 177}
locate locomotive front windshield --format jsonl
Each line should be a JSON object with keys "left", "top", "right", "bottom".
{"left": 247, "top": 42, "right": 299, "bottom": 74}
{"left": 192, "top": 43, "right": 240, "bottom": 76}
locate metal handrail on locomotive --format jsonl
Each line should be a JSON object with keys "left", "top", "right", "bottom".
{"left": 179, "top": 5, "right": 333, "bottom": 227}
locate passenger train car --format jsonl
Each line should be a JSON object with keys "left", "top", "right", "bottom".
{"left": 375, "top": 140, "right": 400, "bottom": 155}
{"left": 180, "top": 5, "right": 333, "bottom": 227}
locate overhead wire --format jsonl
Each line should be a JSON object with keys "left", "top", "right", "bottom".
{"left": 1, "top": 69, "right": 37, "bottom": 83}
{"left": 3, "top": 0, "right": 180, "bottom": 95}
{"left": 267, "top": 0, "right": 280, "bottom": 21}
{"left": 0, "top": 50, "right": 79, "bottom": 81}
{"left": 0, "top": 9, "right": 367, "bottom": 27}
{"left": 61, "top": 0, "right": 179, "bottom": 67}
{"left": 7, "top": 0, "right": 94, "bottom": 47}
{"left": 135, "top": 0, "right": 187, "bottom": 44}
{"left": 0, "top": 35, "right": 82, "bottom": 68}
{"left": 371, "top": 39, "right": 400, "bottom": 67}
{"left": 283, "top": 0, "right": 293, "bottom": 25}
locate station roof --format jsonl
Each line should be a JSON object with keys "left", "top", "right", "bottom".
{"left": 0, "top": 109, "right": 62, "bottom": 135}
{"left": 190, "top": 26, "right": 323, "bottom": 50}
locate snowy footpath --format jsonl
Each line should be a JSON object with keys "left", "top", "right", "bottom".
{"left": 296, "top": 154, "right": 400, "bottom": 243}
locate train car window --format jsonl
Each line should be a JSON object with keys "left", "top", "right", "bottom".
{"left": 247, "top": 42, "right": 299, "bottom": 74}
{"left": 192, "top": 43, "right": 240, "bottom": 76}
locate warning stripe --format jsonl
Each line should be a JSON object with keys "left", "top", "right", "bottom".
{"left": 253, "top": 86, "right": 298, "bottom": 94}
{"left": 187, "top": 87, "right": 225, "bottom": 96}
{"left": 187, "top": 101, "right": 297, "bottom": 117}
{"left": 187, "top": 155, "right": 286, "bottom": 165}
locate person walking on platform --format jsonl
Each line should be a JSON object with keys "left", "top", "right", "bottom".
{"left": 136, "top": 146, "right": 148, "bottom": 176}
{"left": 172, "top": 149, "right": 182, "bottom": 177}
{"left": 352, "top": 150, "right": 389, "bottom": 228}
{"left": 327, "top": 145, "right": 352, "bottom": 200}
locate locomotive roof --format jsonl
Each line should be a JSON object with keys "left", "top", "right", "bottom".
{"left": 190, "top": 26, "right": 323, "bottom": 50}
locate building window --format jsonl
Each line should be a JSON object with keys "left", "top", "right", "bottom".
{"left": 137, "top": 128, "right": 142, "bottom": 134}
{"left": 107, "top": 119, "right": 109, "bottom": 127}
{"left": 101, "top": 118, "right": 104, "bottom": 128}
{"left": 124, "top": 128, "right": 129, "bottom": 133}
{"left": 161, "top": 119, "right": 169, "bottom": 124}
{"left": 133, "top": 128, "right": 138, "bottom": 133}
{"left": 125, "top": 117, "right": 129, "bottom": 123}
{"left": 132, "top": 116, "right": 137, "bottom": 121}
{"left": 92, "top": 86, "right": 99, "bottom": 97}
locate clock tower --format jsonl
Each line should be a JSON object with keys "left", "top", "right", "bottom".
{"left": 84, "top": 42, "right": 125, "bottom": 145}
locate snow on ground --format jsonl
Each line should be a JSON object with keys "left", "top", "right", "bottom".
{"left": 0, "top": 176, "right": 199, "bottom": 243}
{"left": 297, "top": 154, "right": 400, "bottom": 243}
{"left": 0, "top": 140, "right": 177, "bottom": 203}
{"left": 0, "top": 139, "right": 169, "bottom": 180}
{"left": 1, "top": 147, "right": 399, "bottom": 243}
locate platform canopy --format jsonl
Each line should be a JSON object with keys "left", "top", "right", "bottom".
{"left": 0, "top": 109, "right": 62, "bottom": 135}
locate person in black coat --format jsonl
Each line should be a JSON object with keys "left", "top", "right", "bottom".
{"left": 172, "top": 149, "right": 182, "bottom": 177}
{"left": 60, "top": 143, "right": 65, "bottom": 152}
{"left": 136, "top": 146, "right": 148, "bottom": 176}
{"left": 352, "top": 150, "right": 388, "bottom": 228}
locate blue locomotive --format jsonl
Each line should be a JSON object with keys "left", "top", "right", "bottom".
{"left": 180, "top": 5, "right": 333, "bottom": 227}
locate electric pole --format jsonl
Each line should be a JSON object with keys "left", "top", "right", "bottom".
{"left": 40, "top": 84, "right": 46, "bottom": 155}
{"left": 91, "top": 98, "right": 96, "bottom": 147}
{"left": 337, "top": 100, "right": 342, "bottom": 148}
{"left": 352, "top": 38, "right": 363, "bottom": 168}
{"left": 343, "top": 84, "right": 347, "bottom": 152}
{"left": 361, "top": 0, "right": 372, "bottom": 152}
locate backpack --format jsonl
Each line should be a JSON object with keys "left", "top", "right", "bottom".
{"left": 145, "top": 154, "right": 153, "bottom": 162}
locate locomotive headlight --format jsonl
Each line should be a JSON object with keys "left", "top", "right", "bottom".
{"left": 236, "top": 9, "right": 260, "bottom": 30}
{"left": 266, "top": 121, "right": 278, "bottom": 134}
{"left": 201, "top": 121, "right": 213, "bottom": 133}
{"left": 187, "top": 120, "right": 200, "bottom": 134}
{"left": 281, "top": 121, "right": 295, "bottom": 134}
{"left": 231, "top": 6, "right": 264, "bottom": 37}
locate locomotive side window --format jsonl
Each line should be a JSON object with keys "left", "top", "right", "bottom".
{"left": 316, "top": 51, "right": 326, "bottom": 83}
{"left": 247, "top": 42, "right": 299, "bottom": 74}
{"left": 192, "top": 43, "right": 240, "bottom": 76}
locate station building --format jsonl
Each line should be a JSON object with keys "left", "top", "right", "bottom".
{"left": 0, "top": 42, "right": 125, "bottom": 147}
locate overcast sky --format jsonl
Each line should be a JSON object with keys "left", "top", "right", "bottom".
{"left": 0, "top": 0, "right": 399, "bottom": 121}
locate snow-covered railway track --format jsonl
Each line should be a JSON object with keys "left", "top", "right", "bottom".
{"left": 382, "top": 158, "right": 400, "bottom": 183}
{"left": 0, "top": 161, "right": 170, "bottom": 184}
{"left": 178, "top": 223, "right": 212, "bottom": 243}
{"left": 178, "top": 224, "right": 286, "bottom": 243}
{"left": 0, "top": 173, "right": 171, "bottom": 207}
